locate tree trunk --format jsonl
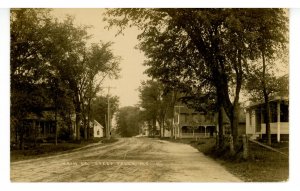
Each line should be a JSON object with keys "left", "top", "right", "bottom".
{"left": 68, "top": 109, "right": 72, "bottom": 139}
{"left": 87, "top": 98, "right": 91, "bottom": 139}
{"left": 231, "top": 49, "right": 243, "bottom": 148}
{"left": 19, "top": 132, "right": 24, "bottom": 150}
{"left": 55, "top": 108, "right": 58, "bottom": 145}
{"left": 105, "top": 114, "right": 107, "bottom": 137}
{"left": 215, "top": 71, "right": 232, "bottom": 149}
{"left": 171, "top": 120, "right": 174, "bottom": 138}
{"left": 170, "top": 90, "right": 177, "bottom": 139}
{"left": 71, "top": 83, "right": 81, "bottom": 141}
{"left": 83, "top": 118, "right": 87, "bottom": 140}
{"left": 262, "top": 50, "right": 271, "bottom": 146}
{"left": 33, "top": 121, "right": 37, "bottom": 147}
{"left": 229, "top": 106, "right": 239, "bottom": 153}
{"left": 152, "top": 118, "right": 156, "bottom": 137}
{"left": 217, "top": 106, "right": 224, "bottom": 149}
{"left": 230, "top": 95, "right": 241, "bottom": 149}
{"left": 159, "top": 122, "right": 162, "bottom": 137}
{"left": 15, "top": 122, "right": 18, "bottom": 144}
{"left": 75, "top": 94, "right": 81, "bottom": 141}
{"left": 75, "top": 113, "right": 81, "bottom": 141}
{"left": 19, "top": 122, "right": 24, "bottom": 150}
{"left": 81, "top": 101, "right": 88, "bottom": 140}
{"left": 264, "top": 93, "right": 271, "bottom": 145}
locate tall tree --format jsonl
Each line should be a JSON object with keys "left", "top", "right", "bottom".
{"left": 138, "top": 80, "right": 174, "bottom": 137}
{"left": 244, "top": 10, "right": 288, "bottom": 145}
{"left": 116, "top": 106, "right": 141, "bottom": 137}
{"left": 104, "top": 8, "right": 288, "bottom": 151}
{"left": 11, "top": 9, "right": 57, "bottom": 148}
{"left": 79, "top": 42, "right": 120, "bottom": 139}
{"left": 90, "top": 95, "right": 119, "bottom": 137}
{"left": 11, "top": 9, "right": 121, "bottom": 145}
{"left": 245, "top": 66, "right": 288, "bottom": 145}
{"left": 38, "top": 15, "right": 120, "bottom": 140}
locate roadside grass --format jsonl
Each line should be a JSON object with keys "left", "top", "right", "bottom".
{"left": 219, "top": 141, "right": 289, "bottom": 182}
{"left": 11, "top": 137, "right": 118, "bottom": 162}
{"left": 165, "top": 137, "right": 289, "bottom": 182}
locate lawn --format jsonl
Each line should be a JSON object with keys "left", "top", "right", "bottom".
{"left": 166, "top": 137, "right": 289, "bottom": 182}
{"left": 220, "top": 141, "right": 289, "bottom": 182}
{"left": 11, "top": 138, "right": 118, "bottom": 162}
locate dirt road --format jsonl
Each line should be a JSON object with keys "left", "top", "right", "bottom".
{"left": 11, "top": 137, "right": 241, "bottom": 182}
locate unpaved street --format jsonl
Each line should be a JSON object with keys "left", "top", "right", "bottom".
{"left": 11, "top": 137, "right": 241, "bottom": 182}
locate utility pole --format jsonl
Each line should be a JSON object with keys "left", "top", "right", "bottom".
{"left": 103, "top": 86, "right": 116, "bottom": 139}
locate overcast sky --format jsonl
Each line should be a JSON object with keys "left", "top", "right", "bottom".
{"left": 52, "top": 9, "right": 149, "bottom": 107}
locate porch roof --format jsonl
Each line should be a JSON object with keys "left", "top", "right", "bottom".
{"left": 246, "top": 96, "right": 289, "bottom": 110}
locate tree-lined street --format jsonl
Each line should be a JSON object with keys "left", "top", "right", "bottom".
{"left": 10, "top": 8, "right": 289, "bottom": 182}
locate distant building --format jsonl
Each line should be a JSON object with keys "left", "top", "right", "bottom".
{"left": 245, "top": 96, "right": 289, "bottom": 142}
{"left": 221, "top": 109, "right": 246, "bottom": 136}
{"left": 173, "top": 105, "right": 216, "bottom": 138}
{"left": 12, "top": 108, "right": 68, "bottom": 143}
{"left": 92, "top": 120, "right": 104, "bottom": 138}
{"left": 140, "top": 122, "right": 149, "bottom": 136}
{"left": 160, "top": 125, "right": 172, "bottom": 137}
{"left": 173, "top": 104, "right": 246, "bottom": 139}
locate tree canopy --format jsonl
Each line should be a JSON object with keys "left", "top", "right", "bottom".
{"left": 115, "top": 106, "right": 141, "bottom": 137}
{"left": 11, "top": 9, "right": 121, "bottom": 146}
{"left": 105, "top": 8, "right": 288, "bottom": 149}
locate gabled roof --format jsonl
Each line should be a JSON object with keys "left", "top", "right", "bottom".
{"left": 93, "top": 120, "right": 104, "bottom": 129}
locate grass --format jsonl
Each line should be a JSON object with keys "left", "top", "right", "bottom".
{"left": 11, "top": 137, "right": 118, "bottom": 162}
{"left": 165, "top": 137, "right": 289, "bottom": 182}
{"left": 219, "top": 141, "right": 289, "bottom": 182}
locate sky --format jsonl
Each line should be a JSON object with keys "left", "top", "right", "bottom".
{"left": 51, "top": 9, "right": 291, "bottom": 107}
{"left": 52, "top": 9, "right": 149, "bottom": 108}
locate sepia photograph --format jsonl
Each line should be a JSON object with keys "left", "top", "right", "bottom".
{"left": 9, "top": 8, "right": 289, "bottom": 182}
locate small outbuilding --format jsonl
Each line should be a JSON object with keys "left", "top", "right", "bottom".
{"left": 92, "top": 120, "right": 104, "bottom": 138}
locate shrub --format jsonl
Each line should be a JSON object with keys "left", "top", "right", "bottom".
{"left": 58, "top": 127, "right": 72, "bottom": 141}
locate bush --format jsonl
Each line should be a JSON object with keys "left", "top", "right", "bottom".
{"left": 58, "top": 127, "right": 72, "bottom": 141}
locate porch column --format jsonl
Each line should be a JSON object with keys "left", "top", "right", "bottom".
{"left": 260, "top": 109, "right": 263, "bottom": 135}
{"left": 177, "top": 112, "right": 180, "bottom": 138}
{"left": 174, "top": 125, "right": 176, "bottom": 139}
{"left": 204, "top": 126, "right": 207, "bottom": 137}
{"left": 277, "top": 101, "right": 281, "bottom": 142}
{"left": 178, "top": 126, "right": 182, "bottom": 138}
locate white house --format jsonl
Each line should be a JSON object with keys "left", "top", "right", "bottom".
{"left": 92, "top": 120, "right": 104, "bottom": 138}
{"left": 245, "top": 96, "right": 289, "bottom": 142}
{"left": 140, "top": 122, "right": 149, "bottom": 136}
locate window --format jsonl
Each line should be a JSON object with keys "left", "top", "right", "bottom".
{"left": 97, "top": 130, "right": 100, "bottom": 135}
{"left": 270, "top": 103, "right": 278, "bottom": 123}
{"left": 280, "top": 102, "right": 289, "bottom": 122}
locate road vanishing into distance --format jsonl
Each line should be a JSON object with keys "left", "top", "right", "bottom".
{"left": 11, "top": 137, "right": 241, "bottom": 182}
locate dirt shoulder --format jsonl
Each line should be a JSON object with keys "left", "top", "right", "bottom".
{"left": 165, "top": 137, "right": 289, "bottom": 182}
{"left": 10, "top": 138, "right": 118, "bottom": 162}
